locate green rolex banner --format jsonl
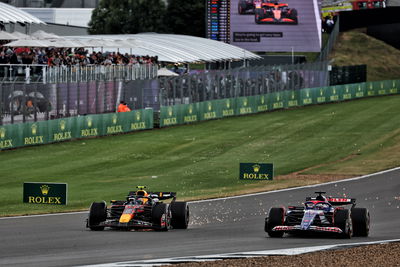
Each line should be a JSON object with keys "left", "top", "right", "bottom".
{"left": 23, "top": 182, "right": 67, "bottom": 205}
{"left": 283, "top": 90, "right": 300, "bottom": 108}
{"left": 354, "top": 82, "right": 366, "bottom": 98}
{"left": 387, "top": 80, "right": 399, "bottom": 94}
{"left": 300, "top": 88, "right": 314, "bottom": 106}
{"left": 77, "top": 114, "right": 102, "bottom": 138}
{"left": 160, "top": 105, "right": 180, "bottom": 127}
{"left": 270, "top": 91, "right": 286, "bottom": 110}
{"left": 316, "top": 87, "right": 328, "bottom": 104}
{"left": 255, "top": 94, "right": 269, "bottom": 112}
{"left": 240, "top": 163, "right": 273, "bottom": 180}
{"left": 328, "top": 85, "right": 341, "bottom": 102}
{"left": 182, "top": 103, "right": 199, "bottom": 124}
{"left": 21, "top": 121, "right": 48, "bottom": 146}
{"left": 0, "top": 123, "right": 19, "bottom": 149}
{"left": 236, "top": 96, "right": 255, "bottom": 115}
{"left": 220, "top": 98, "right": 236, "bottom": 117}
{"left": 102, "top": 113, "right": 125, "bottom": 135}
{"left": 342, "top": 84, "right": 354, "bottom": 101}
{"left": 48, "top": 117, "right": 76, "bottom": 143}
{"left": 199, "top": 100, "right": 221, "bottom": 121}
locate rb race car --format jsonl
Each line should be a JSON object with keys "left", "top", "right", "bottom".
{"left": 264, "top": 192, "right": 370, "bottom": 238}
{"left": 86, "top": 186, "right": 189, "bottom": 231}
{"left": 238, "top": 0, "right": 270, "bottom": 14}
{"left": 255, "top": 1, "right": 298, "bottom": 24}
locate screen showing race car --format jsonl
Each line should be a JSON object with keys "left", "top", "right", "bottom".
{"left": 207, "top": 0, "right": 322, "bottom": 52}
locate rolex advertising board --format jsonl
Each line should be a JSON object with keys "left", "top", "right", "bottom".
{"left": 240, "top": 163, "right": 273, "bottom": 180}
{"left": 23, "top": 182, "right": 67, "bottom": 205}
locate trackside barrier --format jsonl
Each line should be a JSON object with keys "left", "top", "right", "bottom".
{"left": 0, "top": 108, "right": 153, "bottom": 150}
{"left": 159, "top": 79, "right": 399, "bottom": 127}
{"left": 0, "top": 79, "right": 398, "bottom": 149}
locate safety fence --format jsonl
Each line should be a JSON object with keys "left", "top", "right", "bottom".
{"left": 0, "top": 79, "right": 398, "bottom": 150}
{"left": 159, "top": 79, "right": 399, "bottom": 127}
{"left": 0, "top": 108, "right": 153, "bottom": 150}
{"left": 0, "top": 64, "right": 158, "bottom": 84}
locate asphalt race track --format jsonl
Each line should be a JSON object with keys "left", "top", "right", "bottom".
{"left": 1, "top": 168, "right": 399, "bottom": 266}
{"left": 230, "top": 0, "right": 320, "bottom": 51}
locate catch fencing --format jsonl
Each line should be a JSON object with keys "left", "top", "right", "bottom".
{"left": 159, "top": 61, "right": 330, "bottom": 107}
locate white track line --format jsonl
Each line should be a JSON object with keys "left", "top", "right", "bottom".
{"left": 78, "top": 239, "right": 400, "bottom": 267}
{"left": 1, "top": 166, "right": 399, "bottom": 220}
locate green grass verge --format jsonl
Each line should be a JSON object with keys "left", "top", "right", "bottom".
{"left": 0, "top": 95, "right": 399, "bottom": 216}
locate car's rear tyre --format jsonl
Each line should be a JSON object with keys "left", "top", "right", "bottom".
{"left": 334, "top": 209, "right": 352, "bottom": 238}
{"left": 88, "top": 201, "right": 107, "bottom": 231}
{"left": 170, "top": 201, "right": 189, "bottom": 229}
{"left": 152, "top": 203, "right": 170, "bottom": 231}
{"left": 351, "top": 208, "right": 370, "bottom": 237}
{"left": 265, "top": 207, "right": 284, "bottom": 237}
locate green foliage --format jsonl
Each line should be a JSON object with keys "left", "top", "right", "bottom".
{"left": 0, "top": 95, "right": 399, "bottom": 216}
{"left": 164, "top": 0, "right": 205, "bottom": 37}
{"left": 88, "top": 0, "right": 167, "bottom": 34}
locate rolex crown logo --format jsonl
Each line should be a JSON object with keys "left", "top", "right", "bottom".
{"left": 320, "top": 90, "right": 323, "bottom": 96}
{"left": 306, "top": 92, "right": 310, "bottom": 97}
{"left": 243, "top": 98, "right": 248, "bottom": 106}
{"left": 226, "top": 100, "right": 230, "bottom": 108}
{"left": 381, "top": 83, "right": 383, "bottom": 89}
{"left": 346, "top": 87, "right": 349, "bottom": 93}
{"left": 277, "top": 94, "right": 280, "bottom": 101}
{"left": 168, "top": 107, "right": 173, "bottom": 117}
{"left": 252, "top": 164, "right": 261, "bottom": 173}
{"left": 0, "top": 128, "right": 5, "bottom": 139}
{"left": 358, "top": 86, "right": 361, "bottom": 91}
{"left": 112, "top": 115, "right": 117, "bottom": 124}
{"left": 261, "top": 96, "right": 265, "bottom": 104}
{"left": 136, "top": 111, "right": 141, "bottom": 121}
{"left": 333, "top": 88, "right": 336, "bottom": 94}
{"left": 291, "top": 92, "right": 295, "bottom": 99}
{"left": 87, "top": 117, "right": 92, "bottom": 127}
{"left": 189, "top": 105, "right": 193, "bottom": 114}
{"left": 208, "top": 102, "right": 212, "bottom": 111}
{"left": 40, "top": 185, "right": 50, "bottom": 195}
{"left": 31, "top": 124, "right": 38, "bottom": 135}
{"left": 60, "top": 120, "right": 66, "bottom": 131}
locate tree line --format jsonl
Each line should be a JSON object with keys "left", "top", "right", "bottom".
{"left": 88, "top": 0, "right": 205, "bottom": 37}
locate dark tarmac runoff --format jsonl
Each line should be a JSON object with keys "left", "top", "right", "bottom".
{"left": 0, "top": 168, "right": 399, "bottom": 266}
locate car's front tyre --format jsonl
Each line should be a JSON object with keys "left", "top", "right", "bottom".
{"left": 88, "top": 201, "right": 107, "bottom": 231}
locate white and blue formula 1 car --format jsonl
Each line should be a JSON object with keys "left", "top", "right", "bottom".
{"left": 265, "top": 192, "right": 370, "bottom": 238}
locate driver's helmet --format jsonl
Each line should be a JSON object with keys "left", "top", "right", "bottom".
{"left": 136, "top": 197, "right": 148, "bottom": 205}
{"left": 315, "top": 202, "right": 331, "bottom": 212}
{"left": 305, "top": 201, "right": 315, "bottom": 209}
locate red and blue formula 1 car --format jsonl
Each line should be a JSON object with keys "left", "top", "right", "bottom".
{"left": 265, "top": 192, "right": 370, "bottom": 238}
{"left": 255, "top": 1, "right": 298, "bottom": 24}
{"left": 86, "top": 186, "right": 189, "bottom": 231}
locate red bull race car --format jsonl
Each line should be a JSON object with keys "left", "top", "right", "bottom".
{"left": 86, "top": 186, "right": 189, "bottom": 231}
{"left": 255, "top": 1, "right": 298, "bottom": 24}
{"left": 265, "top": 192, "right": 370, "bottom": 238}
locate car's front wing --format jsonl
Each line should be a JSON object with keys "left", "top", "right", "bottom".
{"left": 272, "top": 225, "right": 343, "bottom": 233}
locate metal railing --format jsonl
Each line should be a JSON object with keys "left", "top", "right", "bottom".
{"left": 0, "top": 64, "right": 158, "bottom": 84}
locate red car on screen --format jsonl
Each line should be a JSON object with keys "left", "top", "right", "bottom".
{"left": 255, "top": 1, "right": 298, "bottom": 24}
{"left": 238, "top": 0, "right": 270, "bottom": 14}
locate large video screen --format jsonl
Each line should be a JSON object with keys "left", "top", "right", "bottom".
{"left": 206, "top": 0, "right": 322, "bottom": 52}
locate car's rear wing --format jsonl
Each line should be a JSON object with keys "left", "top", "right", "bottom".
{"left": 326, "top": 197, "right": 356, "bottom": 206}
{"left": 148, "top": 192, "right": 177, "bottom": 200}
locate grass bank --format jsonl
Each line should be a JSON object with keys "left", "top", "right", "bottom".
{"left": 0, "top": 95, "right": 399, "bottom": 216}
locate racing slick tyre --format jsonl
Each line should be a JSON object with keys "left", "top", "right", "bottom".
{"left": 351, "top": 208, "right": 370, "bottom": 237}
{"left": 289, "top": 9, "right": 298, "bottom": 24}
{"left": 238, "top": 2, "right": 246, "bottom": 14}
{"left": 265, "top": 207, "right": 284, "bottom": 237}
{"left": 170, "top": 201, "right": 189, "bottom": 229}
{"left": 152, "top": 203, "right": 170, "bottom": 231}
{"left": 88, "top": 201, "right": 107, "bottom": 231}
{"left": 254, "top": 8, "right": 264, "bottom": 24}
{"left": 334, "top": 209, "right": 352, "bottom": 238}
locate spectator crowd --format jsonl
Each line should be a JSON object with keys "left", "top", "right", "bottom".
{"left": 0, "top": 43, "right": 158, "bottom": 67}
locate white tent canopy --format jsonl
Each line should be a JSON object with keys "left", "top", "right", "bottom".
{"left": 0, "top": 31, "right": 18, "bottom": 40}
{"left": 64, "top": 33, "right": 261, "bottom": 63}
{"left": 30, "top": 30, "right": 60, "bottom": 39}
{"left": 0, "top": 2, "right": 45, "bottom": 24}
{"left": 5, "top": 39, "right": 50, "bottom": 47}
